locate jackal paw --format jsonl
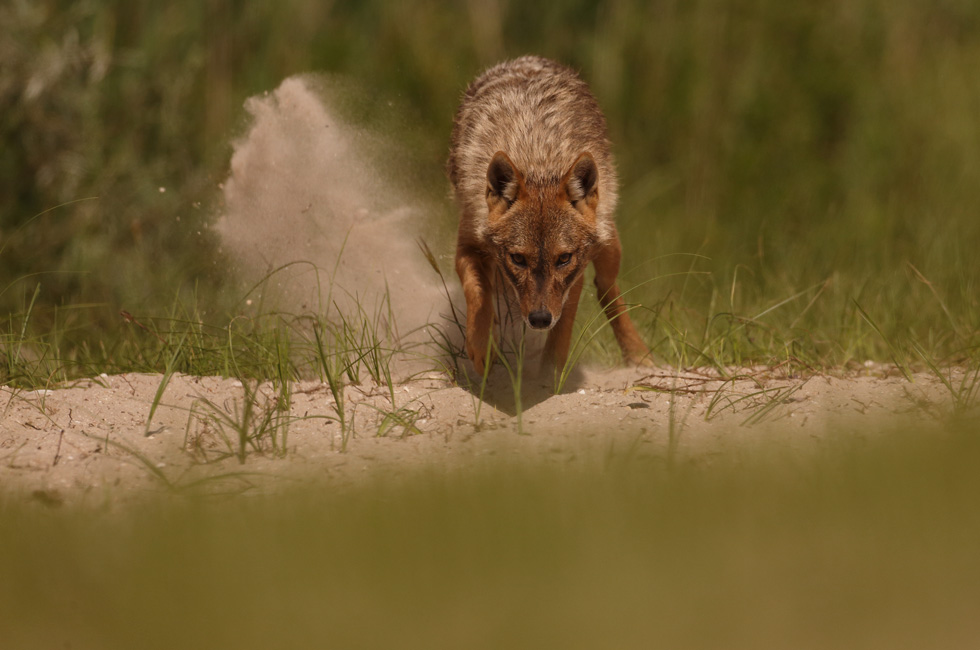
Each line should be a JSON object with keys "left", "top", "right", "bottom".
{"left": 624, "top": 346, "right": 655, "bottom": 368}
{"left": 466, "top": 345, "right": 497, "bottom": 378}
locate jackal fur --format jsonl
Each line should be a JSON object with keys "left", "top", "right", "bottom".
{"left": 448, "top": 56, "right": 650, "bottom": 375}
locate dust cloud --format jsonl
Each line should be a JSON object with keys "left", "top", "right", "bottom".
{"left": 215, "top": 75, "right": 452, "bottom": 351}
{"left": 215, "top": 75, "right": 558, "bottom": 379}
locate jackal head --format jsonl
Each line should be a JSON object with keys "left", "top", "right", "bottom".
{"left": 485, "top": 150, "right": 601, "bottom": 331}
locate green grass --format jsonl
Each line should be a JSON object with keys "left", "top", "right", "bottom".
{"left": 2, "top": 423, "right": 978, "bottom": 649}
{"left": 4, "top": 0, "right": 980, "bottom": 376}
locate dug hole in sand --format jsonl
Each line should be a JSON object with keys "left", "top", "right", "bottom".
{"left": 0, "top": 77, "right": 970, "bottom": 505}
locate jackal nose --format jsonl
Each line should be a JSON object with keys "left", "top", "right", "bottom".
{"left": 528, "top": 309, "right": 553, "bottom": 330}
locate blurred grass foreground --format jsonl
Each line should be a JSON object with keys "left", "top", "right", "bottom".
{"left": 2, "top": 424, "right": 979, "bottom": 649}
{"left": 3, "top": 0, "right": 980, "bottom": 377}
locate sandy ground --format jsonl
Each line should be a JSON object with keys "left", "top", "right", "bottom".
{"left": 4, "top": 81, "right": 969, "bottom": 508}
{"left": 1, "top": 363, "right": 963, "bottom": 507}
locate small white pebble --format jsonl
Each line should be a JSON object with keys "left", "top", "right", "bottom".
{"left": 158, "top": 187, "right": 166, "bottom": 193}
{"left": 577, "top": 389, "right": 586, "bottom": 395}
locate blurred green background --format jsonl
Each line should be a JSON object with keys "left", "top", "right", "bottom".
{"left": 3, "top": 0, "right": 979, "bottom": 368}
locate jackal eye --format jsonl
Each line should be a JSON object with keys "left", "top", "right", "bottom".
{"left": 510, "top": 253, "right": 528, "bottom": 268}
{"left": 556, "top": 253, "right": 572, "bottom": 267}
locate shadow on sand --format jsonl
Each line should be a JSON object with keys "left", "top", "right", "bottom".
{"left": 452, "top": 358, "right": 588, "bottom": 417}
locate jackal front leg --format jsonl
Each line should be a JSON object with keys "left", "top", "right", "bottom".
{"left": 455, "top": 246, "right": 496, "bottom": 376}
{"left": 593, "top": 237, "right": 651, "bottom": 366}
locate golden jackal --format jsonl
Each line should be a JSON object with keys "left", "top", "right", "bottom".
{"left": 448, "top": 56, "right": 650, "bottom": 375}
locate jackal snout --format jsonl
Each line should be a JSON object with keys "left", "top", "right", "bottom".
{"left": 527, "top": 309, "right": 553, "bottom": 330}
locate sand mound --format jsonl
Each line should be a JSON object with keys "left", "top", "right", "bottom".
{"left": 1, "top": 366, "right": 966, "bottom": 506}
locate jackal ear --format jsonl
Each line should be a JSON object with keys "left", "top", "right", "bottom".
{"left": 486, "top": 151, "right": 524, "bottom": 216}
{"left": 564, "top": 152, "right": 599, "bottom": 211}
